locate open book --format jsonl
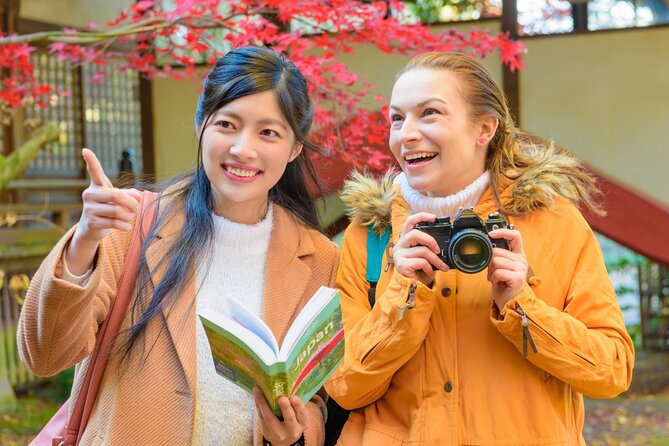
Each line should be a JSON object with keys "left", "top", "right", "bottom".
{"left": 198, "top": 286, "right": 344, "bottom": 416}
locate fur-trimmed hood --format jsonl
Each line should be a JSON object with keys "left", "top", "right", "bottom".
{"left": 339, "top": 169, "right": 398, "bottom": 234}
{"left": 340, "top": 146, "right": 600, "bottom": 231}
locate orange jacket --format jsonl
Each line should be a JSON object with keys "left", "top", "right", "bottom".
{"left": 325, "top": 177, "right": 634, "bottom": 445}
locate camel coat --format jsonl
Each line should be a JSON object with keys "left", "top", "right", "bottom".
{"left": 18, "top": 199, "right": 339, "bottom": 446}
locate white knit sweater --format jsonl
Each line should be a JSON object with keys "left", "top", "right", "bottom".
{"left": 192, "top": 204, "right": 274, "bottom": 446}
{"left": 394, "top": 171, "right": 490, "bottom": 219}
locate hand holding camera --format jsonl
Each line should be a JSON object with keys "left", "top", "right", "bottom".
{"left": 393, "top": 212, "right": 450, "bottom": 288}
{"left": 396, "top": 208, "right": 528, "bottom": 309}
{"left": 414, "top": 208, "right": 511, "bottom": 274}
{"left": 486, "top": 224, "right": 529, "bottom": 311}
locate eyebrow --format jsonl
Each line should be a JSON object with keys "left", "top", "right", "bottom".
{"left": 389, "top": 97, "right": 448, "bottom": 112}
{"left": 212, "top": 111, "right": 289, "bottom": 131}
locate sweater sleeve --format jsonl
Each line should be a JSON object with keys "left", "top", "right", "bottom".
{"left": 17, "top": 225, "right": 131, "bottom": 377}
{"left": 490, "top": 202, "right": 634, "bottom": 398}
{"left": 325, "top": 223, "right": 435, "bottom": 410}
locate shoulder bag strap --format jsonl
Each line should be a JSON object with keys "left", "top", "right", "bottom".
{"left": 62, "top": 190, "right": 158, "bottom": 446}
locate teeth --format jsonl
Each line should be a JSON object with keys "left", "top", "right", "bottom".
{"left": 405, "top": 152, "right": 437, "bottom": 161}
{"left": 226, "top": 166, "right": 259, "bottom": 177}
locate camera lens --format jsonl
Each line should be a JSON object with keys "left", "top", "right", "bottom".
{"left": 448, "top": 229, "right": 493, "bottom": 274}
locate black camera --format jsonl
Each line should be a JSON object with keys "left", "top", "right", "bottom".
{"left": 414, "top": 208, "right": 512, "bottom": 274}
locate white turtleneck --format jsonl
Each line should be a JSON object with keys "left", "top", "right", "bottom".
{"left": 394, "top": 171, "right": 491, "bottom": 219}
{"left": 192, "top": 204, "right": 274, "bottom": 446}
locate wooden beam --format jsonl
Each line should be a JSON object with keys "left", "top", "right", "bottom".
{"left": 16, "top": 17, "right": 61, "bottom": 34}
{"left": 501, "top": 0, "right": 521, "bottom": 126}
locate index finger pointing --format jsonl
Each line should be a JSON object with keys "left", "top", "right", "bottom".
{"left": 82, "top": 148, "right": 113, "bottom": 188}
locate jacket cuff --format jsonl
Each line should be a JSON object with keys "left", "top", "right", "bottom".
{"left": 386, "top": 272, "right": 433, "bottom": 306}
{"left": 490, "top": 282, "right": 535, "bottom": 326}
{"left": 59, "top": 249, "right": 94, "bottom": 285}
{"left": 48, "top": 226, "right": 105, "bottom": 303}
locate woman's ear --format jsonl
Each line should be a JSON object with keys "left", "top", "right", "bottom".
{"left": 477, "top": 116, "right": 499, "bottom": 147}
{"left": 289, "top": 143, "right": 303, "bottom": 162}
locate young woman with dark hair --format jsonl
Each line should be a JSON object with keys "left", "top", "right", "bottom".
{"left": 19, "top": 46, "right": 338, "bottom": 446}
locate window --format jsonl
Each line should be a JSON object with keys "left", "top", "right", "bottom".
{"left": 401, "top": 0, "right": 502, "bottom": 23}
{"left": 24, "top": 53, "right": 85, "bottom": 177}
{"left": 588, "top": 0, "right": 668, "bottom": 30}
{"left": 24, "top": 53, "right": 143, "bottom": 180}
{"left": 518, "top": 0, "right": 573, "bottom": 35}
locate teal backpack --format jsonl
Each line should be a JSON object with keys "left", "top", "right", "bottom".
{"left": 324, "top": 225, "right": 391, "bottom": 445}
{"left": 364, "top": 225, "right": 392, "bottom": 307}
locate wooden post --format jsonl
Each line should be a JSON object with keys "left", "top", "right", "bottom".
{"left": 139, "top": 77, "right": 155, "bottom": 179}
{"left": 501, "top": 0, "right": 521, "bottom": 126}
{"left": 638, "top": 264, "right": 647, "bottom": 350}
{"left": 572, "top": 1, "right": 589, "bottom": 32}
{"left": 0, "top": 0, "right": 20, "bottom": 410}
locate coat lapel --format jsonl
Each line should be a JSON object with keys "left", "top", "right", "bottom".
{"left": 145, "top": 205, "right": 197, "bottom": 397}
{"left": 143, "top": 202, "right": 315, "bottom": 398}
{"left": 261, "top": 206, "right": 315, "bottom": 345}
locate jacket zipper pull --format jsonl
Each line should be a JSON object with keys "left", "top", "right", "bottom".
{"left": 398, "top": 283, "right": 417, "bottom": 320}
{"left": 515, "top": 304, "right": 538, "bottom": 357}
{"left": 384, "top": 242, "right": 394, "bottom": 272}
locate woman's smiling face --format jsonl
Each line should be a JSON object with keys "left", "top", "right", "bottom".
{"left": 201, "top": 89, "right": 301, "bottom": 223}
{"left": 389, "top": 68, "right": 489, "bottom": 197}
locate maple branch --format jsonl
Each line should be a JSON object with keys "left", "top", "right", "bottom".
{"left": 0, "top": 7, "right": 271, "bottom": 46}
{"left": 0, "top": 1, "right": 524, "bottom": 170}
{"left": 0, "top": 214, "right": 66, "bottom": 232}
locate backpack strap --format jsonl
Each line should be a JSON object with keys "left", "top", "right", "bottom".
{"left": 365, "top": 225, "right": 391, "bottom": 308}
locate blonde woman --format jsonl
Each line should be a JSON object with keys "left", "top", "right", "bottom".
{"left": 325, "top": 52, "right": 634, "bottom": 445}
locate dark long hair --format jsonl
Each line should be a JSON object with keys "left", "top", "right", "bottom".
{"left": 122, "top": 46, "right": 325, "bottom": 362}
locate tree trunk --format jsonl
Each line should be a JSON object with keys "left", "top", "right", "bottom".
{"left": 0, "top": 122, "right": 59, "bottom": 193}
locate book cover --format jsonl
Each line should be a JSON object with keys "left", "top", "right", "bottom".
{"left": 198, "top": 286, "right": 344, "bottom": 416}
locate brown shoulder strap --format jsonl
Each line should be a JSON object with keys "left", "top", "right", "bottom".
{"left": 63, "top": 190, "right": 159, "bottom": 445}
